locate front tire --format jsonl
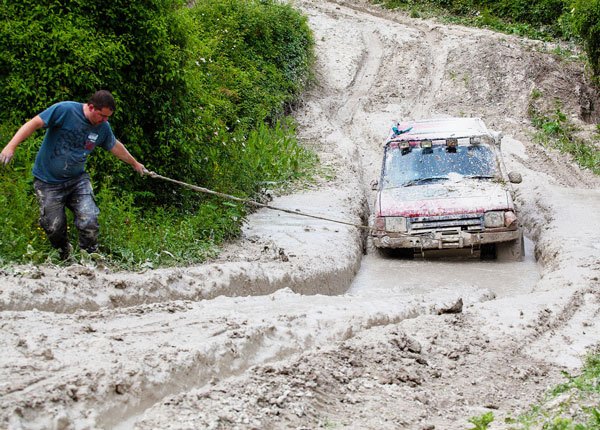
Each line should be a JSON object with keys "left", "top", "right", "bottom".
{"left": 377, "top": 247, "right": 415, "bottom": 259}
{"left": 496, "top": 231, "right": 525, "bottom": 261}
{"left": 480, "top": 243, "right": 497, "bottom": 260}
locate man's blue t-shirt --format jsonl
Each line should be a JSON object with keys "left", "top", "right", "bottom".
{"left": 33, "top": 101, "right": 116, "bottom": 184}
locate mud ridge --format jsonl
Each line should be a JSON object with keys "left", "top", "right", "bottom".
{"left": 2, "top": 0, "right": 600, "bottom": 428}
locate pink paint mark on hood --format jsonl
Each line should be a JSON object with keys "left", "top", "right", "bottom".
{"left": 376, "top": 181, "right": 512, "bottom": 217}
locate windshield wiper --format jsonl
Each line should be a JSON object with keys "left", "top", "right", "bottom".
{"left": 402, "top": 176, "right": 448, "bottom": 187}
{"left": 465, "top": 175, "right": 495, "bottom": 179}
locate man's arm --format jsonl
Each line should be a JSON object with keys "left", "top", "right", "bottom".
{"left": 0, "top": 115, "right": 45, "bottom": 165}
{"left": 109, "top": 140, "right": 146, "bottom": 175}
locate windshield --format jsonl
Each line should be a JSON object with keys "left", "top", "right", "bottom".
{"left": 381, "top": 144, "right": 499, "bottom": 189}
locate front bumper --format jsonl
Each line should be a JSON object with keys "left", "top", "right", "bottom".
{"left": 372, "top": 229, "right": 521, "bottom": 250}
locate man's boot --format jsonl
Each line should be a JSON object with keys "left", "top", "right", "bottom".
{"left": 59, "top": 243, "right": 73, "bottom": 261}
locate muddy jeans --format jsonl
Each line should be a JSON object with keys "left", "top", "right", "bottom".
{"left": 33, "top": 174, "right": 100, "bottom": 253}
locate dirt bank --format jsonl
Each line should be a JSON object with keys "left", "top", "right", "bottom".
{"left": 1, "top": 0, "right": 599, "bottom": 429}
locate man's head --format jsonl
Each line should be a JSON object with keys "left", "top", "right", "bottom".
{"left": 86, "top": 90, "right": 115, "bottom": 125}
{"left": 89, "top": 90, "right": 116, "bottom": 111}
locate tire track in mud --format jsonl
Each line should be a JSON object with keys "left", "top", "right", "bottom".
{"left": 320, "top": 0, "right": 450, "bottom": 120}
{"left": 408, "top": 27, "right": 449, "bottom": 119}
{"left": 130, "top": 308, "right": 566, "bottom": 430}
{"left": 104, "top": 8, "right": 396, "bottom": 427}
{"left": 108, "top": 2, "right": 487, "bottom": 426}
{"left": 0, "top": 207, "right": 363, "bottom": 314}
{"left": 508, "top": 184, "right": 600, "bottom": 367}
{"left": 335, "top": 30, "right": 383, "bottom": 125}
{"left": 0, "top": 4, "right": 444, "bottom": 429}
{"left": 3, "top": 1, "right": 600, "bottom": 429}
{"left": 124, "top": 2, "right": 536, "bottom": 426}
{"left": 2, "top": 2, "right": 394, "bottom": 428}
{"left": 0, "top": 289, "right": 473, "bottom": 429}
{"left": 301, "top": 1, "right": 600, "bottom": 426}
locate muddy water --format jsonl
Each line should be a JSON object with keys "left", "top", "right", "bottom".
{"left": 348, "top": 237, "right": 539, "bottom": 298}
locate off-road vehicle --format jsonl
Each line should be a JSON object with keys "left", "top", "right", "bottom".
{"left": 371, "top": 117, "right": 524, "bottom": 260}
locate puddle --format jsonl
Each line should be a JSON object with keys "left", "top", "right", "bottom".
{"left": 348, "top": 237, "right": 539, "bottom": 298}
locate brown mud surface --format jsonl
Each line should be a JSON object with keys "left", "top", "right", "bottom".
{"left": 1, "top": 0, "right": 600, "bottom": 429}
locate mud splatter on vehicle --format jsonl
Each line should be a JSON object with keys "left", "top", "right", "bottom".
{"left": 372, "top": 117, "right": 524, "bottom": 260}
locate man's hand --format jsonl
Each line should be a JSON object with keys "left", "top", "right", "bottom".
{"left": 133, "top": 162, "right": 146, "bottom": 176}
{"left": 0, "top": 147, "right": 15, "bottom": 166}
{"left": 1, "top": 116, "right": 44, "bottom": 167}
{"left": 110, "top": 141, "right": 147, "bottom": 176}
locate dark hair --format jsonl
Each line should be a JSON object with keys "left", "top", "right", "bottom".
{"left": 88, "top": 90, "right": 116, "bottom": 111}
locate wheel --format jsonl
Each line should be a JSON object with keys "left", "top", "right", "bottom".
{"left": 480, "top": 243, "right": 497, "bottom": 260}
{"left": 496, "top": 231, "right": 525, "bottom": 261}
{"left": 395, "top": 248, "right": 415, "bottom": 259}
{"left": 377, "top": 247, "right": 415, "bottom": 259}
{"left": 379, "top": 248, "right": 415, "bottom": 260}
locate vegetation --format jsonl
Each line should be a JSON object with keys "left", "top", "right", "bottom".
{"left": 528, "top": 91, "right": 600, "bottom": 175}
{"left": 505, "top": 351, "right": 600, "bottom": 429}
{"left": 371, "top": 0, "right": 600, "bottom": 175}
{"left": 0, "top": 0, "right": 315, "bottom": 268}
{"left": 468, "top": 411, "right": 495, "bottom": 429}
{"left": 371, "top": 0, "right": 600, "bottom": 69}
{"left": 570, "top": 1, "right": 600, "bottom": 75}
{"left": 462, "top": 352, "right": 600, "bottom": 429}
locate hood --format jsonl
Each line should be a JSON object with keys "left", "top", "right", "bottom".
{"left": 377, "top": 179, "right": 512, "bottom": 217}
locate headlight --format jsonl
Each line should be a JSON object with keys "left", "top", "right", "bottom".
{"left": 385, "top": 216, "right": 407, "bottom": 232}
{"left": 504, "top": 211, "right": 517, "bottom": 228}
{"left": 484, "top": 211, "right": 504, "bottom": 228}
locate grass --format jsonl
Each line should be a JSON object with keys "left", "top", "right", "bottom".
{"left": 371, "top": 0, "right": 562, "bottom": 41}
{"left": 0, "top": 121, "right": 317, "bottom": 270}
{"left": 528, "top": 92, "right": 600, "bottom": 175}
{"left": 469, "top": 411, "right": 495, "bottom": 429}
{"left": 0, "top": 0, "right": 317, "bottom": 270}
{"left": 504, "top": 351, "right": 600, "bottom": 429}
{"left": 464, "top": 352, "right": 600, "bottom": 429}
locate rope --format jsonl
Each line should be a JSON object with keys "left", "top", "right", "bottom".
{"left": 145, "top": 171, "right": 374, "bottom": 231}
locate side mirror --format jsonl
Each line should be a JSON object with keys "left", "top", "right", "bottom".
{"left": 508, "top": 171, "right": 522, "bottom": 184}
{"left": 370, "top": 179, "right": 379, "bottom": 190}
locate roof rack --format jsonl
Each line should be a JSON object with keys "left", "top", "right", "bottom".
{"left": 385, "top": 117, "right": 495, "bottom": 145}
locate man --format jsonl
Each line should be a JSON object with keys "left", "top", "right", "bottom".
{"left": 0, "top": 90, "right": 145, "bottom": 259}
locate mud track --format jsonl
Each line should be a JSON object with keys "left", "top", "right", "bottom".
{"left": 1, "top": 0, "right": 600, "bottom": 429}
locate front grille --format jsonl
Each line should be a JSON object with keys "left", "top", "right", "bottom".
{"left": 409, "top": 213, "right": 483, "bottom": 233}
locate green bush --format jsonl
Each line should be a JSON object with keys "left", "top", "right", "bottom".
{"left": 529, "top": 98, "right": 600, "bottom": 175}
{"left": 172, "top": 0, "right": 314, "bottom": 199}
{"left": 570, "top": 0, "right": 600, "bottom": 75}
{"left": 373, "top": 0, "right": 569, "bottom": 37}
{"left": 0, "top": 166, "right": 51, "bottom": 265}
{"left": 0, "top": 0, "right": 315, "bottom": 267}
{"left": 0, "top": 0, "right": 195, "bottom": 198}
{"left": 0, "top": 0, "right": 313, "bottom": 198}
{"left": 479, "top": 0, "right": 567, "bottom": 26}
{"left": 372, "top": 0, "right": 600, "bottom": 76}
{"left": 467, "top": 411, "right": 494, "bottom": 430}
{"left": 95, "top": 183, "right": 243, "bottom": 269}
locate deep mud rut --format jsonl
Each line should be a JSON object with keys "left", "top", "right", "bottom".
{"left": 2, "top": 1, "right": 600, "bottom": 429}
